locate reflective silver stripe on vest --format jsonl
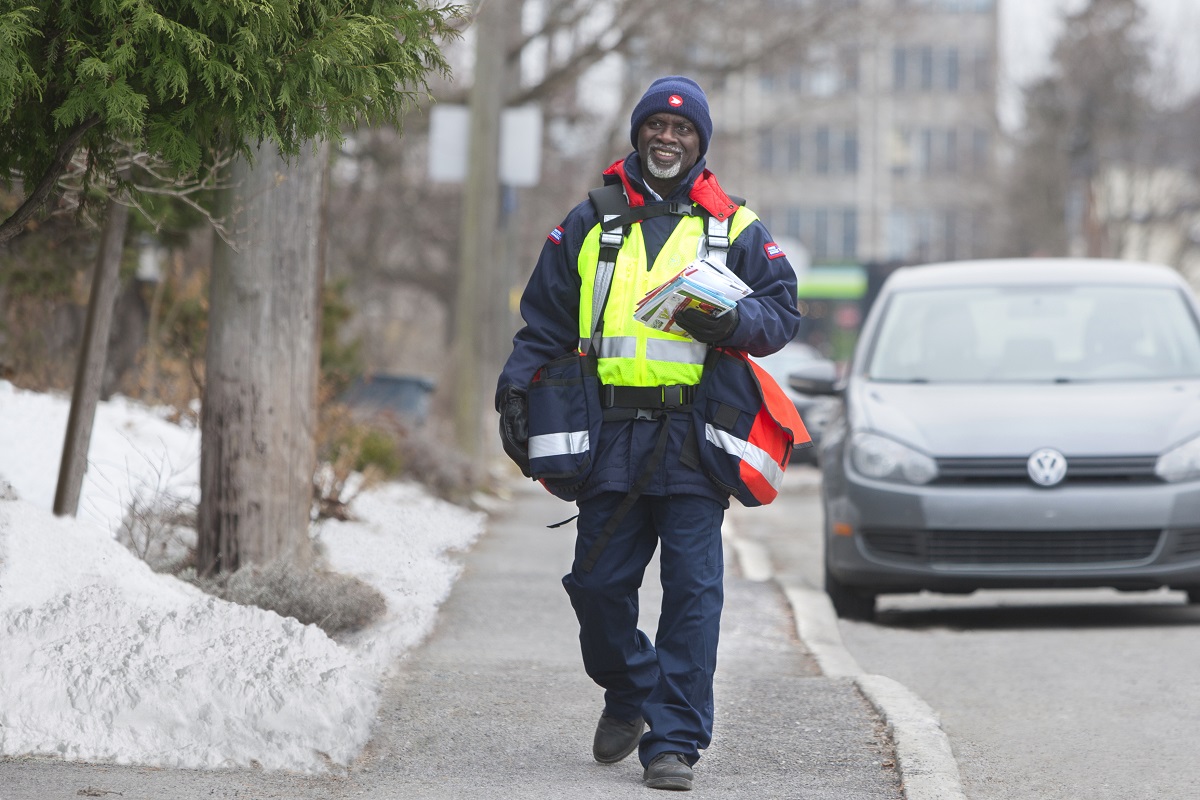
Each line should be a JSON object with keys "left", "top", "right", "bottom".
{"left": 704, "top": 425, "right": 785, "bottom": 490}
{"left": 646, "top": 338, "right": 708, "bottom": 365}
{"left": 582, "top": 336, "right": 705, "bottom": 364}
{"left": 592, "top": 336, "right": 638, "bottom": 360}
{"left": 529, "top": 430, "right": 590, "bottom": 459}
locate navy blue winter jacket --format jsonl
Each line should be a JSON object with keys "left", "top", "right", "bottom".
{"left": 496, "top": 153, "right": 801, "bottom": 504}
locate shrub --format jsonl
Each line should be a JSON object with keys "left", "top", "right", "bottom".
{"left": 185, "top": 559, "right": 387, "bottom": 637}
{"left": 117, "top": 491, "right": 198, "bottom": 574}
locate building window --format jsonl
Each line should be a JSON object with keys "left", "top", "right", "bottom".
{"left": 919, "top": 46, "right": 934, "bottom": 90}
{"left": 840, "top": 46, "right": 860, "bottom": 92}
{"left": 893, "top": 45, "right": 970, "bottom": 92}
{"left": 914, "top": 210, "right": 935, "bottom": 261}
{"left": 787, "top": 207, "right": 802, "bottom": 240}
{"left": 917, "top": 129, "right": 932, "bottom": 173}
{"left": 889, "top": 207, "right": 984, "bottom": 261}
{"left": 944, "top": 48, "right": 960, "bottom": 91}
{"left": 788, "top": 65, "right": 804, "bottom": 92}
{"left": 971, "top": 128, "right": 991, "bottom": 172}
{"left": 897, "top": 126, "right": 912, "bottom": 175}
{"left": 814, "top": 208, "right": 830, "bottom": 259}
{"left": 888, "top": 210, "right": 912, "bottom": 260}
{"left": 789, "top": 206, "right": 858, "bottom": 261}
{"left": 759, "top": 129, "right": 774, "bottom": 170}
{"left": 893, "top": 47, "right": 907, "bottom": 91}
{"left": 892, "top": 127, "right": 968, "bottom": 175}
{"left": 843, "top": 209, "right": 858, "bottom": 259}
{"left": 815, "top": 126, "right": 831, "bottom": 174}
{"left": 944, "top": 209, "right": 960, "bottom": 260}
{"left": 788, "top": 131, "right": 804, "bottom": 173}
{"left": 972, "top": 48, "right": 993, "bottom": 91}
{"left": 843, "top": 130, "right": 859, "bottom": 174}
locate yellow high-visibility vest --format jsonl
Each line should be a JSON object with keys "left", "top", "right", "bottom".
{"left": 577, "top": 208, "right": 758, "bottom": 388}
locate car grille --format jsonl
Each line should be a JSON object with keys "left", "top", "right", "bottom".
{"left": 933, "top": 456, "right": 1160, "bottom": 486}
{"left": 862, "top": 528, "right": 1163, "bottom": 567}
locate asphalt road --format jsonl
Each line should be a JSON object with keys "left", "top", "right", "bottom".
{"left": 745, "top": 466, "right": 1200, "bottom": 800}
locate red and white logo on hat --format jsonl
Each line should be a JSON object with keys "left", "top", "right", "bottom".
{"left": 668, "top": 94, "right": 683, "bottom": 107}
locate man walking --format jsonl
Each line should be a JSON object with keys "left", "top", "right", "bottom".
{"left": 496, "top": 76, "right": 800, "bottom": 791}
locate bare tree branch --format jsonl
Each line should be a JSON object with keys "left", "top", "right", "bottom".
{"left": 0, "top": 116, "right": 102, "bottom": 246}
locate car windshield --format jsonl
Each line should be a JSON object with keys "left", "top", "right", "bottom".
{"left": 753, "top": 343, "right": 823, "bottom": 381}
{"left": 866, "top": 284, "right": 1200, "bottom": 383}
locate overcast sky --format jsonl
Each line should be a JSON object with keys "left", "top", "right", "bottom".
{"left": 999, "top": 0, "right": 1200, "bottom": 125}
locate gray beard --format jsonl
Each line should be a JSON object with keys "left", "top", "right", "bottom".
{"left": 646, "top": 157, "right": 682, "bottom": 180}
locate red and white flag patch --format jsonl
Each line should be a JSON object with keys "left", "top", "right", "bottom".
{"left": 764, "top": 241, "right": 786, "bottom": 260}
{"left": 547, "top": 226, "right": 565, "bottom": 244}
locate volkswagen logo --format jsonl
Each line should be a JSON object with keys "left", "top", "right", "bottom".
{"left": 1027, "top": 448, "right": 1068, "bottom": 487}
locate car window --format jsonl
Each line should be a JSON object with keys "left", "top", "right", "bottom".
{"left": 866, "top": 285, "right": 1200, "bottom": 382}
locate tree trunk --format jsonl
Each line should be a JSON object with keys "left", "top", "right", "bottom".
{"left": 197, "top": 143, "right": 327, "bottom": 575}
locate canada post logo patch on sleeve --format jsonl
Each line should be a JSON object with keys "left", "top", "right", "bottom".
{"left": 547, "top": 226, "right": 565, "bottom": 245}
{"left": 764, "top": 241, "right": 785, "bottom": 260}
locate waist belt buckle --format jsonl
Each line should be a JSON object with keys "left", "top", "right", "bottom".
{"left": 661, "top": 384, "right": 686, "bottom": 410}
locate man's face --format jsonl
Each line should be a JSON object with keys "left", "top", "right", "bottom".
{"left": 637, "top": 112, "right": 701, "bottom": 185}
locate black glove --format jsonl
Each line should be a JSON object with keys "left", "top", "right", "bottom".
{"left": 497, "top": 386, "right": 531, "bottom": 477}
{"left": 675, "top": 305, "right": 740, "bottom": 344}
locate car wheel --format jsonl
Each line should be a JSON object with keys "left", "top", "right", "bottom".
{"left": 824, "top": 564, "right": 877, "bottom": 621}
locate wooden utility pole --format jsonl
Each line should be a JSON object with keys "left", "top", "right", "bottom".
{"left": 54, "top": 193, "right": 130, "bottom": 516}
{"left": 451, "top": 0, "right": 506, "bottom": 457}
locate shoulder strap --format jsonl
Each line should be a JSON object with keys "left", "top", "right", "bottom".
{"left": 589, "top": 183, "right": 692, "bottom": 230}
{"left": 587, "top": 184, "right": 630, "bottom": 230}
{"left": 584, "top": 185, "right": 630, "bottom": 354}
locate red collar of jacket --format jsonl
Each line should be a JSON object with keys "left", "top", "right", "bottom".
{"left": 602, "top": 158, "right": 740, "bottom": 222}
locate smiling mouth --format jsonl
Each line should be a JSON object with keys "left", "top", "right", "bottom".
{"left": 650, "top": 146, "right": 682, "bottom": 165}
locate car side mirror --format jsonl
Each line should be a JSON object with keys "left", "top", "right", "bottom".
{"left": 788, "top": 362, "right": 841, "bottom": 396}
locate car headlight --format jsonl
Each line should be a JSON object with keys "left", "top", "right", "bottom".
{"left": 849, "top": 431, "right": 938, "bottom": 485}
{"left": 1156, "top": 435, "right": 1200, "bottom": 483}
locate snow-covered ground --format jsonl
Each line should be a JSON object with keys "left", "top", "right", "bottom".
{"left": 0, "top": 380, "right": 485, "bottom": 772}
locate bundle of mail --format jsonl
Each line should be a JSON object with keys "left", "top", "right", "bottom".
{"left": 634, "top": 256, "right": 752, "bottom": 337}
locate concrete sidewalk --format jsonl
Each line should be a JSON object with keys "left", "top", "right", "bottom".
{"left": 0, "top": 477, "right": 909, "bottom": 799}
{"left": 350, "top": 477, "right": 904, "bottom": 798}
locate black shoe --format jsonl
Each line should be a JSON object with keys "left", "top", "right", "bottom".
{"left": 643, "top": 752, "right": 693, "bottom": 791}
{"left": 592, "top": 713, "right": 644, "bottom": 764}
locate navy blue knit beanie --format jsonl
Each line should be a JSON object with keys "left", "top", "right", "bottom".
{"left": 629, "top": 76, "right": 713, "bottom": 156}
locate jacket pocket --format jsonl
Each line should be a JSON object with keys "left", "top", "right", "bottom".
{"left": 526, "top": 352, "right": 602, "bottom": 501}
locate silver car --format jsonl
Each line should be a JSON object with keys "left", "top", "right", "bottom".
{"left": 752, "top": 342, "right": 839, "bottom": 463}
{"left": 791, "top": 258, "right": 1200, "bottom": 620}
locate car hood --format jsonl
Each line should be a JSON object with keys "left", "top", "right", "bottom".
{"left": 850, "top": 379, "right": 1200, "bottom": 456}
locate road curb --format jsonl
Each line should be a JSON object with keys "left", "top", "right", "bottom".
{"left": 855, "top": 674, "right": 968, "bottom": 800}
{"left": 726, "top": 524, "right": 967, "bottom": 800}
{"left": 782, "top": 585, "right": 967, "bottom": 800}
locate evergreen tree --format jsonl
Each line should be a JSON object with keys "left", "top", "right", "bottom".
{"left": 0, "top": 0, "right": 463, "bottom": 243}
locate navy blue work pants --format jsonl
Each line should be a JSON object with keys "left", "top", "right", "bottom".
{"left": 562, "top": 491, "right": 725, "bottom": 767}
